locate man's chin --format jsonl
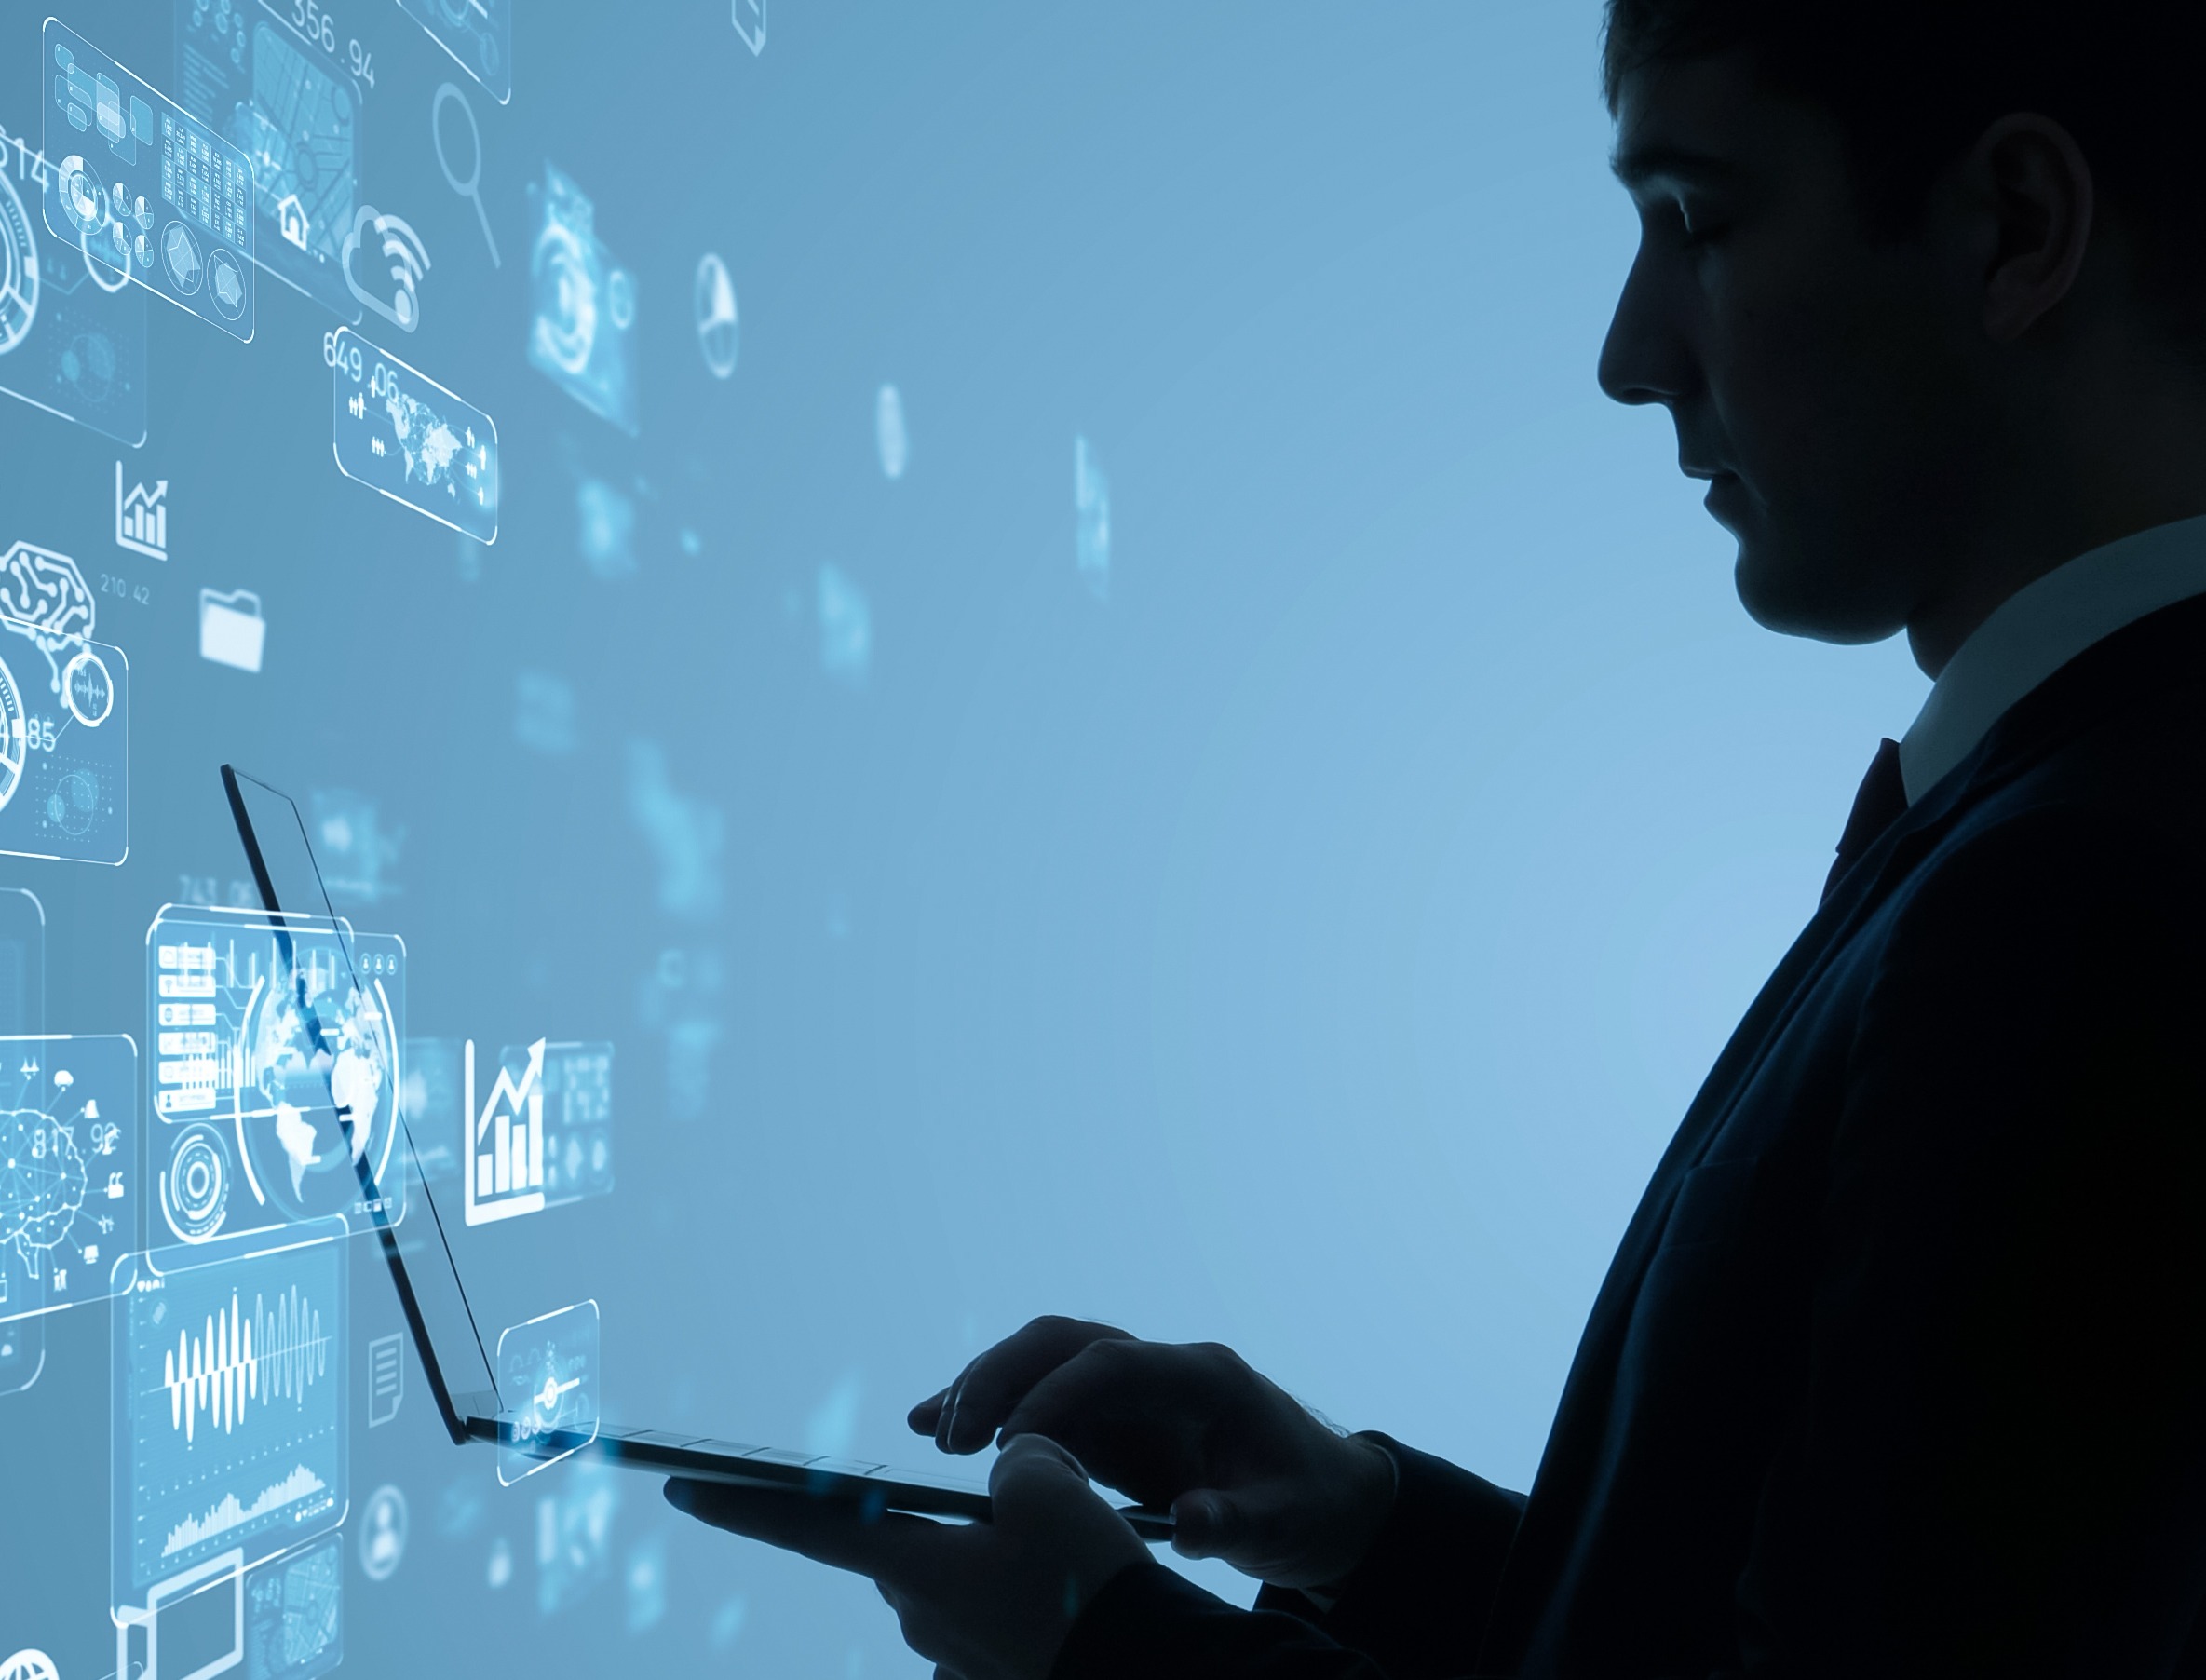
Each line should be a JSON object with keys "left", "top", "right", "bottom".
{"left": 1732, "top": 545, "right": 1904, "bottom": 646}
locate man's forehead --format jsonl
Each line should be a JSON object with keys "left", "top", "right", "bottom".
{"left": 1609, "top": 54, "right": 1807, "bottom": 187}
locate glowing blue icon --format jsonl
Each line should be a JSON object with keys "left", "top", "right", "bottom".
{"left": 247, "top": 1533, "right": 344, "bottom": 1678}
{"left": 44, "top": 20, "right": 253, "bottom": 340}
{"left": 497, "top": 1300, "right": 600, "bottom": 1486}
{"left": 709, "top": 1596, "right": 749, "bottom": 1651}
{"left": 636, "top": 948, "right": 723, "bottom": 1124}
{"left": 515, "top": 671, "right": 577, "bottom": 755}
{"left": 432, "top": 84, "right": 499, "bottom": 267}
{"left": 576, "top": 479, "right": 636, "bottom": 579}
{"left": 330, "top": 326, "right": 498, "bottom": 543}
{"left": 626, "top": 743, "right": 724, "bottom": 920}
{"left": 340, "top": 206, "right": 428, "bottom": 332}
{"left": 199, "top": 587, "right": 265, "bottom": 673}
{"left": 110, "top": 1234, "right": 348, "bottom": 1612}
{"left": 695, "top": 253, "right": 738, "bottom": 379}
{"left": 0, "top": 116, "right": 150, "bottom": 447}
{"left": 0, "top": 1035, "right": 138, "bottom": 1325}
{"left": 0, "top": 545, "right": 129, "bottom": 867}
{"left": 0, "top": 162, "right": 34, "bottom": 359}
{"left": 1076, "top": 435, "right": 1111, "bottom": 601}
{"left": 625, "top": 1536, "right": 667, "bottom": 1635}
{"left": 399, "top": 0, "right": 510, "bottom": 104}
{"left": 307, "top": 789, "right": 403, "bottom": 908}
{"left": 819, "top": 564, "right": 872, "bottom": 686}
{"left": 535, "top": 1463, "right": 618, "bottom": 1615}
{"left": 877, "top": 384, "right": 909, "bottom": 480}
{"left": 146, "top": 908, "right": 406, "bottom": 1252}
{"left": 358, "top": 1484, "right": 406, "bottom": 1583}
{"left": 528, "top": 165, "right": 637, "bottom": 434}
{"left": 176, "top": 7, "right": 361, "bottom": 323}
{"left": 460, "top": 1041, "right": 615, "bottom": 1227}
{"left": 0, "top": 1307, "right": 39, "bottom": 1396}
{"left": 733, "top": 0, "right": 767, "bottom": 55}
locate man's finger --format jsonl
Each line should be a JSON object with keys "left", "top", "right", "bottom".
{"left": 925, "top": 1317, "right": 1133, "bottom": 1454}
{"left": 664, "top": 1478, "right": 941, "bottom": 1582}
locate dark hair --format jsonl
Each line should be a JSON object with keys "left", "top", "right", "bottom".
{"left": 1600, "top": 2, "right": 2206, "bottom": 326}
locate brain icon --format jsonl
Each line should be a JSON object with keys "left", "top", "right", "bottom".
{"left": 0, "top": 1107, "right": 86, "bottom": 1264}
{"left": 0, "top": 542, "right": 96, "bottom": 691}
{"left": 0, "top": 543, "right": 94, "bottom": 647}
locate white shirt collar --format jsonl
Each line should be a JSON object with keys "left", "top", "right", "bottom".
{"left": 1898, "top": 513, "right": 2206, "bottom": 804}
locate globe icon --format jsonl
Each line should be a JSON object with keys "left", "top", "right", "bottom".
{"left": 1, "top": 1650, "right": 60, "bottom": 1680}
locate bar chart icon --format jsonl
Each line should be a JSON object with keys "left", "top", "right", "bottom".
{"left": 463, "top": 1037, "right": 546, "bottom": 1226}
{"left": 115, "top": 461, "right": 168, "bottom": 560}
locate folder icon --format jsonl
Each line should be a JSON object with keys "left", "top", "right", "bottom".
{"left": 199, "top": 588, "right": 265, "bottom": 673}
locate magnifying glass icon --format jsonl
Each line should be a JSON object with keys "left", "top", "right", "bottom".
{"left": 433, "top": 81, "right": 500, "bottom": 268}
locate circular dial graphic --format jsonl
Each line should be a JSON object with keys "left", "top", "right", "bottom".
{"left": 0, "top": 169, "right": 39, "bottom": 356}
{"left": 165, "top": 1123, "right": 229, "bottom": 1241}
{"left": 0, "top": 655, "right": 25, "bottom": 816}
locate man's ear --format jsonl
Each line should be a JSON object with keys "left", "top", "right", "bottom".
{"left": 1966, "top": 113, "right": 2096, "bottom": 344}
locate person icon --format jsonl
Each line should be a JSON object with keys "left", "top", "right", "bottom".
{"left": 359, "top": 1484, "right": 408, "bottom": 1582}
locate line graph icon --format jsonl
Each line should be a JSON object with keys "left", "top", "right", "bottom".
{"left": 115, "top": 461, "right": 167, "bottom": 559}
{"left": 463, "top": 1037, "right": 544, "bottom": 1226}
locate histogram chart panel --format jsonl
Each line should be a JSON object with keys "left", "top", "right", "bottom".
{"left": 462, "top": 1039, "right": 613, "bottom": 1226}
{"left": 112, "top": 1229, "right": 347, "bottom": 1615}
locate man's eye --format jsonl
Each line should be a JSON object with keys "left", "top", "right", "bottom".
{"left": 1673, "top": 204, "right": 1727, "bottom": 249}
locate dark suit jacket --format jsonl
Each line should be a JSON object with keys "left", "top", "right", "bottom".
{"left": 1055, "top": 595, "right": 2206, "bottom": 1677}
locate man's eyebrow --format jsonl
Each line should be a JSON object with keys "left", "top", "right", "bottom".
{"left": 1609, "top": 142, "right": 1744, "bottom": 188}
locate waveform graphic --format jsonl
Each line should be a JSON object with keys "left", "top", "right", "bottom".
{"left": 163, "top": 1285, "right": 330, "bottom": 1443}
{"left": 160, "top": 1463, "right": 330, "bottom": 1558}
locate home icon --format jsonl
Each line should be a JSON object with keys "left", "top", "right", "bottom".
{"left": 276, "top": 193, "right": 309, "bottom": 251}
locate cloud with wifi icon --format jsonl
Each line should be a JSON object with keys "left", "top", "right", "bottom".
{"left": 341, "top": 206, "right": 431, "bottom": 332}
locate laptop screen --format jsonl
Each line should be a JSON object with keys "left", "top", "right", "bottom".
{"left": 223, "top": 765, "right": 500, "bottom": 1438}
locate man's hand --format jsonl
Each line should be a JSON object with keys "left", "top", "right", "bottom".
{"left": 909, "top": 1317, "right": 1398, "bottom": 1591}
{"left": 666, "top": 1436, "right": 1148, "bottom": 1680}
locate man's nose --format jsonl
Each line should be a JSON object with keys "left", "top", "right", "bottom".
{"left": 1597, "top": 243, "right": 1693, "bottom": 409}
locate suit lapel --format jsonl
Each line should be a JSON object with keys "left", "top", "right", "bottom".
{"left": 1473, "top": 756, "right": 1995, "bottom": 1663}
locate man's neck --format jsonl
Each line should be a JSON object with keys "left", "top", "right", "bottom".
{"left": 1905, "top": 493, "right": 2206, "bottom": 681}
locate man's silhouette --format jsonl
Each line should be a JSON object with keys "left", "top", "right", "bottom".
{"left": 668, "top": 2, "right": 2206, "bottom": 1672}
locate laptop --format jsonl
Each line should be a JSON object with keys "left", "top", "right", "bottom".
{"left": 221, "top": 764, "right": 1173, "bottom": 1538}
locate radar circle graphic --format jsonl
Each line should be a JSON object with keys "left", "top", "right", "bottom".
{"left": 161, "top": 222, "right": 205, "bottom": 295}
{"left": 0, "top": 168, "right": 39, "bottom": 357}
{"left": 63, "top": 647, "right": 113, "bottom": 727}
{"left": 45, "top": 770, "right": 98, "bottom": 839}
{"left": 209, "top": 249, "right": 246, "bottom": 320}
{"left": 166, "top": 1124, "right": 230, "bottom": 1241}
{"left": 0, "top": 1652, "right": 60, "bottom": 1680}
{"left": 0, "top": 656, "right": 25, "bottom": 816}
{"left": 236, "top": 951, "right": 399, "bottom": 1223}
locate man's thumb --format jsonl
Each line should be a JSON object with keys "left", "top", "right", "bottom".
{"left": 989, "top": 1431, "right": 1090, "bottom": 1503}
{"left": 1168, "top": 1489, "right": 1240, "bottom": 1557}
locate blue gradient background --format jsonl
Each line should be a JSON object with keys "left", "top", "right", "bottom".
{"left": 0, "top": 2, "right": 1928, "bottom": 1673}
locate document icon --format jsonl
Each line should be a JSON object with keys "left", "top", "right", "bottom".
{"left": 368, "top": 1331, "right": 404, "bottom": 1428}
{"left": 199, "top": 588, "right": 265, "bottom": 673}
